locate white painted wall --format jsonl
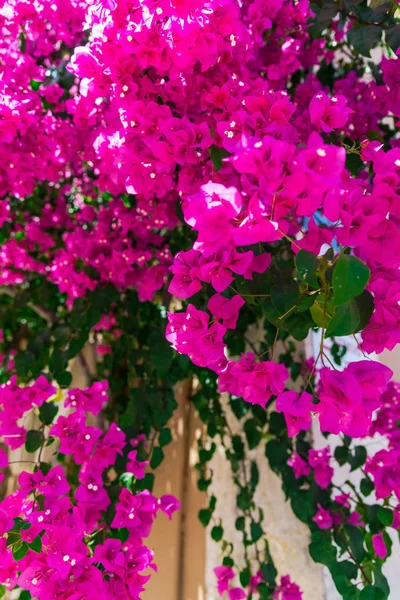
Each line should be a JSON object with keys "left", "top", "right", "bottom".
{"left": 206, "top": 394, "right": 326, "bottom": 600}
{"left": 310, "top": 334, "right": 400, "bottom": 599}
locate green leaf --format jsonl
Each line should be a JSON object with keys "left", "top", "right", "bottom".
{"left": 296, "top": 294, "right": 316, "bottom": 312}
{"left": 232, "top": 435, "right": 245, "bottom": 460}
{"left": 0, "top": 585, "right": 5, "bottom": 598}
{"left": 344, "top": 524, "right": 366, "bottom": 563}
{"left": 148, "top": 331, "right": 173, "bottom": 378}
{"left": 386, "top": 25, "right": 400, "bottom": 52}
{"left": 331, "top": 342, "right": 347, "bottom": 366}
{"left": 284, "top": 311, "right": 314, "bottom": 341}
{"left": 263, "top": 298, "right": 280, "bottom": 327}
{"left": 359, "top": 586, "right": 385, "bottom": 600}
{"left": 30, "top": 79, "right": 42, "bottom": 91}
{"left": 150, "top": 447, "right": 164, "bottom": 469}
{"left": 14, "top": 351, "right": 35, "bottom": 378}
{"left": 56, "top": 370, "right": 72, "bottom": 387}
{"left": 325, "top": 300, "right": 360, "bottom": 337}
{"left": 349, "top": 446, "right": 367, "bottom": 472}
{"left": 240, "top": 570, "right": 251, "bottom": 588}
{"left": 256, "top": 583, "right": 271, "bottom": 598}
{"left": 327, "top": 288, "right": 374, "bottom": 337}
{"left": 367, "top": 505, "right": 384, "bottom": 534}
{"left": 310, "top": 294, "right": 334, "bottom": 328}
{"left": 291, "top": 490, "right": 313, "bottom": 523}
{"left": 335, "top": 445, "right": 349, "bottom": 465}
{"left": 334, "top": 559, "right": 358, "bottom": 581}
{"left": 159, "top": 428, "right": 173, "bottom": 447}
{"left": 342, "top": 589, "right": 361, "bottom": 600}
{"left": 252, "top": 404, "right": 267, "bottom": 425}
{"left": 139, "top": 472, "right": 154, "bottom": 492}
{"left": 261, "top": 562, "right": 278, "bottom": 586}
{"left": 309, "top": 530, "right": 337, "bottom": 568}
{"left": 53, "top": 326, "right": 70, "bottom": 347}
{"left": 354, "top": 290, "right": 374, "bottom": 331}
{"left": 209, "top": 495, "right": 216, "bottom": 513}
{"left": 348, "top": 25, "right": 383, "bottom": 57}
{"left": 331, "top": 565, "right": 354, "bottom": 595}
{"left": 12, "top": 517, "right": 31, "bottom": 531}
{"left": 250, "top": 461, "right": 259, "bottom": 490}
{"left": 67, "top": 335, "right": 88, "bottom": 358}
{"left": 265, "top": 440, "right": 288, "bottom": 473}
{"left": 237, "top": 488, "right": 249, "bottom": 510}
{"left": 209, "top": 145, "right": 231, "bottom": 171}
{"left": 244, "top": 419, "right": 262, "bottom": 450}
{"left": 296, "top": 250, "right": 320, "bottom": 287}
{"left": 198, "top": 509, "right": 212, "bottom": 527}
{"left": 360, "top": 478, "right": 374, "bottom": 497}
{"left": 13, "top": 541, "right": 29, "bottom": 561}
{"left": 235, "top": 517, "right": 245, "bottom": 531}
{"left": 211, "top": 525, "right": 223, "bottom": 541}
{"left": 29, "top": 535, "right": 43, "bottom": 553}
{"left": 38, "top": 402, "right": 58, "bottom": 425}
{"left": 377, "top": 507, "right": 394, "bottom": 527}
{"left": 271, "top": 283, "right": 300, "bottom": 317}
{"left": 250, "top": 522, "right": 263, "bottom": 542}
{"left": 25, "top": 430, "right": 44, "bottom": 453}
{"left": 369, "top": 1, "right": 391, "bottom": 21}
{"left": 374, "top": 565, "right": 390, "bottom": 597}
{"left": 308, "top": 1, "right": 337, "bottom": 37}
{"left": 197, "top": 477, "right": 211, "bottom": 491}
{"left": 333, "top": 255, "right": 370, "bottom": 305}
{"left": 50, "top": 348, "right": 67, "bottom": 375}
{"left": 119, "top": 473, "right": 134, "bottom": 489}
{"left": 269, "top": 412, "right": 286, "bottom": 436}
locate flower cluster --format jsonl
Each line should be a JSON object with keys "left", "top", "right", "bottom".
{"left": 366, "top": 382, "right": 400, "bottom": 500}
{"left": 214, "top": 566, "right": 303, "bottom": 600}
{"left": 288, "top": 446, "right": 333, "bottom": 489}
{"left": 0, "top": 0, "right": 89, "bottom": 198}
{"left": 0, "top": 377, "right": 179, "bottom": 599}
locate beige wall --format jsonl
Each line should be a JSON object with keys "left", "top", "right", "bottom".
{"left": 144, "top": 380, "right": 207, "bottom": 600}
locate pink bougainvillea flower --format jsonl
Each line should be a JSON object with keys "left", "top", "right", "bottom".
{"left": 309, "top": 92, "right": 353, "bottom": 133}
{"left": 214, "top": 565, "right": 235, "bottom": 596}
{"left": 272, "top": 575, "right": 303, "bottom": 600}
{"left": 287, "top": 452, "right": 311, "bottom": 479}
{"left": 308, "top": 447, "right": 334, "bottom": 489}
{"left": 372, "top": 532, "right": 388, "bottom": 559}
{"left": 207, "top": 294, "right": 246, "bottom": 329}
{"left": 276, "top": 390, "right": 313, "bottom": 437}
{"left": 159, "top": 495, "right": 181, "bottom": 519}
{"left": 313, "top": 504, "right": 334, "bottom": 530}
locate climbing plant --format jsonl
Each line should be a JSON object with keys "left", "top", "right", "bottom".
{"left": 0, "top": 0, "right": 399, "bottom": 598}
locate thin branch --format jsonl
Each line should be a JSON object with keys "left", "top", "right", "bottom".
{"left": 277, "top": 228, "right": 302, "bottom": 251}
{"left": 0, "top": 288, "right": 54, "bottom": 325}
{"left": 337, "top": 529, "right": 372, "bottom": 585}
{"left": 244, "top": 335, "right": 260, "bottom": 356}
{"left": 270, "top": 327, "right": 280, "bottom": 361}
